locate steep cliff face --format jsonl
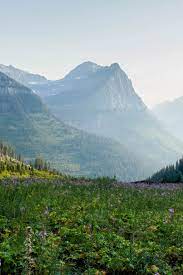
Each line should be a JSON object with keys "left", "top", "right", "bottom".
{"left": 43, "top": 62, "right": 146, "bottom": 113}
{"left": 42, "top": 62, "right": 147, "bottom": 129}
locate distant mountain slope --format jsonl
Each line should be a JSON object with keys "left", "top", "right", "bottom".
{"left": 0, "top": 71, "right": 148, "bottom": 181}
{"left": 0, "top": 64, "right": 48, "bottom": 86}
{"left": 153, "top": 97, "right": 183, "bottom": 141}
{"left": 27, "top": 61, "right": 183, "bottom": 170}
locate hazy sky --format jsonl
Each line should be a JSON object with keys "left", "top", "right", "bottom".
{"left": 1, "top": 0, "right": 183, "bottom": 107}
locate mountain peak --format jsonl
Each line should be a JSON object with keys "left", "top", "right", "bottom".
{"left": 42, "top": 60, "right": 147, "bottom": 119}
{"left": 110, "top": 63, "right": 121, "bottom": 70}
{"left": 64, "top": 61, "right": 102, "bottom": 80}
{"left": 81, "top": 61, "right": 98, "bottom": 67}
{"left": 63, "top": 62, "right": 126, "bottom": 81}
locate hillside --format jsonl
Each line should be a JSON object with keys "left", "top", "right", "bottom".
{"left": 0, "top": 72, "right": 147, "bottom": 181}
{"left": 0, "top": 141, "right": 33, "bottom": 178}
{"left": 0, "top": 141, "right": 60, "bottom": 178}
{"left": 27, "top": 62, "right": 183, "bottom": 170}
{"left": 153, "top": 97, "right": 183, "bottom": 141}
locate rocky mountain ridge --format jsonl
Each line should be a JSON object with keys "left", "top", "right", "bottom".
{"left": 0, "top": 64, "right": 48, "bottom": 86}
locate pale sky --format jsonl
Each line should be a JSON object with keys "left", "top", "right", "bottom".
{"left": 0, "top": 0, "right": 183, "bottom": 107}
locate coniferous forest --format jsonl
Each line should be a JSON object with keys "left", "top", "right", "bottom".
{"left": 150, "top": 157, "right": 183, "bottom": 183}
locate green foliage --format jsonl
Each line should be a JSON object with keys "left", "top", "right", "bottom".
{"left": 150, "top": 157, "right": 183, "bottom": 183}
{"left": 0, "top": 141, "right": 29, "bottom": 176}
{"left": 0, "top": 141, "right": 61, "bottom": 178}
{"left": 0, "top": 180, "right": 182, "bottom": 274}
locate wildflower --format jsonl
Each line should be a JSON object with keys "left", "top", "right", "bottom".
{"left": 169, "top": 208, "right": 175, "bottom": 214}
{"left": 44, "top": 206, "right": 49, "bottom": 216}
{"left": 169, "top": 208, "right": 175, "bottom": 221}
{"left": 24, "top": 226, "right": 36, "bottom": 274}
{"left": 20, "top": 207, "right": 25, "bottom": 213}
{"left": 39, "top": 229, "right": 47, "bottom": 239}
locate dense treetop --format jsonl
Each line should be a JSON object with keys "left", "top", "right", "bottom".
{"left": 150, "top": 157, "right": 183, "bottom": 183}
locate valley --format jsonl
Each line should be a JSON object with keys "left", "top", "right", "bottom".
{"left": 1, "top": 2, "right": 183, "bottom": 274}
{"left": 0, "top": 63, "right": 183, "bottom": 181}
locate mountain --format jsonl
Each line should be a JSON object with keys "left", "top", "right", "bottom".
{"left": 153, "top": 97, "right": 183, "bottom": 141}
{"left": 0, "top": 64, "right": 48, "bottom": 86}
{"left": 0, "top": 71, "right": 148, "bottom": 181}
{"left": 27, "top": 61, "right": 183, "bottom": 170}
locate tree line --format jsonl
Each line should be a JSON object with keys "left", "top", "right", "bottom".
{"left": 149, "top": 157, "right": 183, "bottom": 183}
{"left": 0, "top": 141, "right": 60, "bottom": 175}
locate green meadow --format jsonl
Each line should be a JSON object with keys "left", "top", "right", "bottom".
{"left": 0, "top": 178, "right": 182, "bottom": 274}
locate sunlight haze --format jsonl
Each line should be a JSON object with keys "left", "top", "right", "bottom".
{"left": 1, "top": 0, "right": 183, "bottom": 107}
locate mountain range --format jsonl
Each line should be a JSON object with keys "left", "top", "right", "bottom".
{"left": 0, "top": 71, "right": 148, "bottom": 180}
{"left": 0, "top": 62, "right": 183, "bottom": 179}
{"left": 18, "top": 62, "right": 183, "bottom": 168}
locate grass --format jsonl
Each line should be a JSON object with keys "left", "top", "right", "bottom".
{"left": 0, "top": 169, "right": 61, "bottom": 180}
{"left": 0, "top": 178, "right": 183, "bottom": 274}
